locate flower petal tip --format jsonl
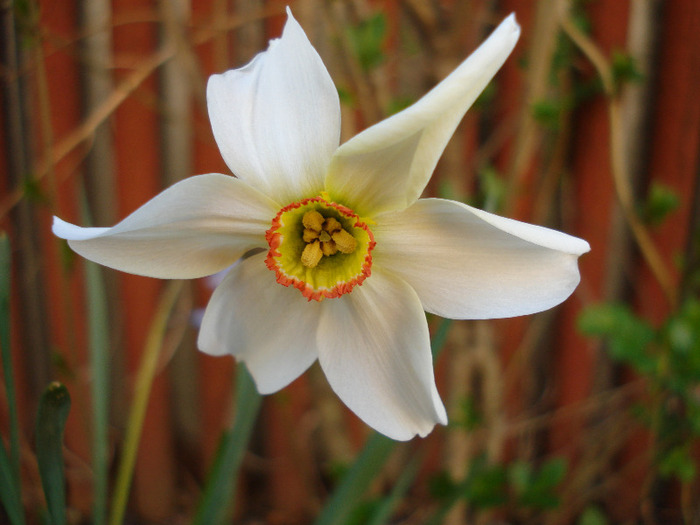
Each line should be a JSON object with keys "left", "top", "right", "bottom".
{"left": 52, "top": 216, "right": 104, "bottom": 241}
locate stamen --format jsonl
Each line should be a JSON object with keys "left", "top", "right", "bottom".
{"left": 321, "top": 241, "right": 338, "bottom": 256}
{"left": 265, "top": 196, "right": 376, "bottom": 301}
{"left": 301, "top": 241, "right": 323, "bottom": 268}
{"left": 324, "top": 217, "right": 342, "bottom": 233}
{"left": 332, "top": 229, "right": 357, "bottom": 254}
{"left": 302, "top": 210, "right": 325, "bottom": 231}
{"left": 303, "top": 229, "right": 319, "bottom": 242}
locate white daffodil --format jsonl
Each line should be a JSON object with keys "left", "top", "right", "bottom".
{"left": 53, "top": 9, "right": 589, "bottom": 440}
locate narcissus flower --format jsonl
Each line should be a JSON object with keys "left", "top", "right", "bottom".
{"left": 53, "top": 9, "right": 589, "bottom": 440}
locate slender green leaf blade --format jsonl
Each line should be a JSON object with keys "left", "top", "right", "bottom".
{"left": 0, "top": 234, "right": 24, "bottom": 525}
{"left": 0, "top": 440, "right": 24, "bottom": 525}
{"left": 366, "top": 454, "right": 421, "bottom": 525}
{"left": 315, "top": 434, "right": 395, "bottom": 525}
{"left": 193, "top": 364, "right": 262, "bottom": 525}
{"left": 36, "top": 382, "right": 71, "bottom": 525}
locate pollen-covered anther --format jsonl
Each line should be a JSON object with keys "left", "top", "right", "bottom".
{"left": 301, "top": 240, "right": 323, "bottom": 268}
{"left": 265, "top": 196, "right": 375, "bottom": 301}
{"left": 302, "top": 210, "right": 325, "bottom": 231}
{"left": 331, "top": 229, "right": 357, "bottom": 254}
{"left": 300, "top": 210, "right": 358, "bottom": 268}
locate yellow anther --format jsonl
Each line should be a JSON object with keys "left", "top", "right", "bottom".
{"left": 301, "top": 241, "right": 323, "bottom": 268}
{"left": 302, "top": 210, "right": 324, "bottom": 232}
{"left": 324, "top": 217, "right": 342, "bottom": 234}
{"left": 321, "top": 241, "right": 338, "bottom": 256}
{"left": 300, "top": 209, "right": 357, "bottom": 267}
{"left": 303, "top": 229, "right": 319, "bottom": 243}
{"left": 332, "top": 229, "right": 357, "bottom": 254}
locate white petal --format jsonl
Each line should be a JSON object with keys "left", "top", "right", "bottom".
{"left": 53, "top": 174, "right": 279, "bottom": 279}
{"left": 207, "top": 8, "right": 341, "bottom": 204}
{"left": 326, "top": 14, "right": 520, "bottom": 217}
{"left": 373, "top": 198, "right": 590, "bottom": 319}
{"left": 317, "top": 269, "right": 446, "bottom": 440}
{"left": 198, "top": 253, "right": 320, "bottom": 394}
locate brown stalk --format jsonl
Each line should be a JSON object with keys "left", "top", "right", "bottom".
{"left": 557, "top": 1, "right": 678, "bottom": 308}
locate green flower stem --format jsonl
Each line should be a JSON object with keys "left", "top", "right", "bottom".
{"left": 84, "top": 260, "right": 110, "bottom": 525}
{"left": 109, "top": 281, "right": 183, "bottom": 525}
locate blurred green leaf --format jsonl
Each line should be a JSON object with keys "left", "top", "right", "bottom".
{"left": 337, "top": 86, "right": 355, "bottom": 107}
{"left": 578, "top": 506, "right": 609, "bottom": 525}
{"left": 612, "top": 50, "right": 644, "bottom": 89}
{"left": 578, "top": 303, "right": 656, "bottom": 372}
{"left": 347, "top": 13, "right": 387, "bottom": 71}
{"left": 365, "top": 455, "right": 421, "bottom": 525}
{"left": 465, "top": 459, "right": 508, "bottom": 509}
{"left": 0, "top": 442, "right": 24, "bottom": 525}
{"left": 0, "top": 234, "right": 24, "bottom": 525}
{"left": 658, "top": 445, "right": 696, "bottom": 482}
{"left": 477, "top": 165, "right": 506, "bottom": 213}
{"left": 386, "top": 96, "right": 414, "bottom": 116}
{"left": 429, "top": 470, "right": 459, "bottom": 500}
{"left": 193, "top": 365, "right": 262, "bottom": 525}
{"left": 532, "top": 99, "right": 563, "bottom": 129}
{"left": 452, "top": 397, "right": 482, "bottom": 431}
{"left": 642, "top": 182, "right": 680, "bottom": 227}
{"left": 472, "top": 82, "right": 496, "bottom": 111}
{"left": 513, "top": 457, "right": 566, "bottom": 509}
{"left": 36, "top": 382, "right": 71, "bottom": 525}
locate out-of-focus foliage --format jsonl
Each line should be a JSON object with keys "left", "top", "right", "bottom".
{"left": 579, "top": 298, "right": 700, "bottom": 483}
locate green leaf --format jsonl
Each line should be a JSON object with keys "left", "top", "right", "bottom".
{"left": 464, "top": 457, "right": 508, "bottom": 509}
{"left": 611, "top": 50, "right": 644, "bottom": 88}
{"left": 509, "top": 458, "right": 566, "bottom": 510}
{"left": 659, "top": 445, "right": 696, "bottom": 482}
{"left": 578, "top": 506, "right": 609, "bottom": 525}
{"left": 36, "top": 382, "right": 71, "bottom": 525}
{"left": 192, "top": 365, "right": 262, "bottom": 525}
{"left": 346, "top": 13, "right": 387, "bottom": 71}
{"left": 314, "top": 434, "right": 395, "bottom": 525}
{"left": 531, "top": 99, "right": 563, "bottom": 130}
{"left": 578, "top": 303, "right": 656, "bottom": 372}
{"left": 477, "top": 166, "right": 506, "bottom": 214}
{"left": 0, "top": 234, "right": 24, "bottom": 525}
{"left": 365, "top": 454, "right": 421, "bottom": 525}
{"left": 642, "top": 182, "right": 680, "bottom": 226}
{"left": 0, "top": 441, "right": 24, "bottom": 525}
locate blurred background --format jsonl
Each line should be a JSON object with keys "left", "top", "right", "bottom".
{"left": 1, "top": 0, "right": 699, "bottom": 523}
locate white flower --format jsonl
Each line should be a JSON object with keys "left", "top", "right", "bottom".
{"left": 53, "top": 9, "right": 589, "bottom": 440}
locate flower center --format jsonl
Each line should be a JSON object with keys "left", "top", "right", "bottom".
{"left": 265, "top": 195, "right": 375, "bottom": 301}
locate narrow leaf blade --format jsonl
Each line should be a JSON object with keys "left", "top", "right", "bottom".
{"left": 36, "top": 382, "right": 71, "bottom": 525}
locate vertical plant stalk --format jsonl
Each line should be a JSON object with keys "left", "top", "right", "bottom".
{"left": 0, "top": 235, "right": 24, "bottom": 525}
{"left": 85, "top": 258, "right": 110, "bottom": 525}
{"left": 108, "top": 281, "right": 183, "bottom": 525}
{"left": 36, "top": 382, "right": 71, "bottom": 525}
{"left": 192, "top": 364, "right": 262, "bottom": 525}
{"left": 557, "top": 2, "right": 678, "bottom": 308}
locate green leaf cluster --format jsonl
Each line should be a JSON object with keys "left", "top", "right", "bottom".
{"left": 578, "top": 299, "right": 700, "bottom": 482}
{"left": 430, "top": 455, "right": 567, "bottom": 515}
{"left": 347, "top": 13, "right": 387, "bottom": 72}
